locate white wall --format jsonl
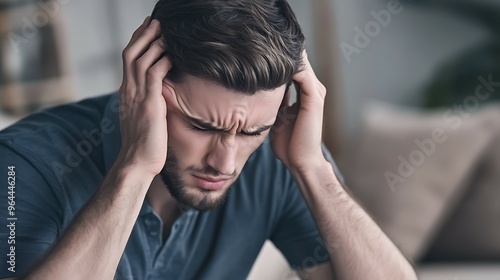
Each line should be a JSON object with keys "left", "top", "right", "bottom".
{"left": 329, "top": 0, "right": 491, "bottom": 135}
{"left": 61, "top": 0, "right": 157, "bottom": 99}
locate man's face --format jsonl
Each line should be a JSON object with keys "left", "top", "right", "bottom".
{"left": 160, "top": 74, "right": 286, "bottom": 211}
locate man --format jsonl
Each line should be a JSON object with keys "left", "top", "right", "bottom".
{"left": 0, "top": 0, "right": 417, "bottom": 279}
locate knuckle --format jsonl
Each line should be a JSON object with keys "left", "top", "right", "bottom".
{"left": 145, "top": 25, "right": 157, "bottom": 36}
{"left": 147, "top": 67, "right": 160, "bottom": 80}
{"left": 122, "top": 48, "right": 132, "bottom": 61}
{"left": 152, "top": 40, "right": 165, "bottom": 51}
{"left": 151, "top": 39, "right": 161, "bottom": 48}
{"left": 132, "top": 28, "right": 141, "bottom": 37}
{"left": 318, "top": 90, "right": 326, "bottom": 100}
{"left": 319, "top": 83, "right": 327, "bottom": 95}
{"left": 135, "top": 58, "right": 147, "bottom": 72}
{"left": 130, "top": 31, "right": 138, "bottom": 41}
{"left": 311, "top": 78, "right": 327, "bottom": 99}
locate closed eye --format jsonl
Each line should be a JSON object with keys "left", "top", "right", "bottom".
{"left": 190, "top": 125, "right": 212, "bottom": 134}
{"left": 186, "top": 115, "right": 271, "bottom": 138}
{"left": 241, "top": 131, "right": 262, "bottom": 137}
{"left": 190, "top": 125, "right": 263, "bottom": 137}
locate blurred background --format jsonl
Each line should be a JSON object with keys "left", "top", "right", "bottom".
{"left": 1, "top": 0, "right": 499, "bottom": 279}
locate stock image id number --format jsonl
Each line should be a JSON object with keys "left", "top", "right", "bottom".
{"left": 7, "top": 166, "right": 15, "bottom": 216}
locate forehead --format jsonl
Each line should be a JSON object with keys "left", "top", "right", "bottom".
{"left": 171, "top": 75, "right": 286, "bottom": 126}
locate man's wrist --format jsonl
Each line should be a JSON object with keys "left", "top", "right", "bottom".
{"left": 288, "top": 155, "right": 331, "bottom": 176}
{"left": 289, "top": 156, "right": 340, "bottom": 189}
{"left": 106, "top": 158, "right": 156, "bottom": 195}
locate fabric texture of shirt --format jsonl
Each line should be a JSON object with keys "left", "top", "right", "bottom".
{"left": 0, "top": 91, "right": 344, "bottom": 279}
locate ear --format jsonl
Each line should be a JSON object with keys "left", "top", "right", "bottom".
{"left": 162, "top": 79, "right": 179, "bottom": 108}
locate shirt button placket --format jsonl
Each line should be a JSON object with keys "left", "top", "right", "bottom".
{"left": 144, "top": 214, "right": 161, "bottom": 240}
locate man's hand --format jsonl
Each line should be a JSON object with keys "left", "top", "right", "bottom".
{"left": 118, "top": 16, "right": 173, "bottom": 177}
{"left": 270, "top": 51, "right": 418, "bottom": 280}
{"left": 19, "top": 17, "right": 178, "bottom": 280}
{"left": 270, "top": 50, "right": 327, "bottom": 172}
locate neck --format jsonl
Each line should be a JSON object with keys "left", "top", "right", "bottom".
{"left": 146, "top": 175, "right": 182, "bottom": 224}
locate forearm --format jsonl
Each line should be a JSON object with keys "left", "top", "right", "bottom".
{"left": 23, "top": 160, "right": 154, "bottom": 280}
{"left": 290, "top": 161, "right": 417, "bottom": 280}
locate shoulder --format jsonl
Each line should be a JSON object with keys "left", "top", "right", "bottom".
{"left": 0, "top": 92, "right": 117, "bottom": 217}
{"left": 0, "top": 92, "right": 115, "bottom": 167}
{"left": 239, "top": 137, "right": 293, "bottom": 192}
{"left": 0, "top": 93, "right": 114, "bottom": 145}
{"left": 225, "top": 138, "right": 293, "bottom": 217}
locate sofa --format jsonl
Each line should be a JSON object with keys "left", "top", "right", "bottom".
{"left": 248, "top": 101, "right": 500, "bottom": 279}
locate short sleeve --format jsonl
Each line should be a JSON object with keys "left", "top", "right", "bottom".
{"left": 270, "top": 143, "right": 342, "bottom": 270}
{"left": 0, "top": 143, "right": 62, "bottom": 277}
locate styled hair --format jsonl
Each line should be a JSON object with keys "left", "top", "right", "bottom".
{"left": 151, "top": 0, "right": 305, "bottom": 94}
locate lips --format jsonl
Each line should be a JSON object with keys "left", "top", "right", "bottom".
{"left": 192, "top": 175, "right": 230, "bottom": 191}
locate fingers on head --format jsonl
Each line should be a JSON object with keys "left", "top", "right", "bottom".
{"left": 129, "top": 16, "right": 152, "bottom": 43}
{"left": 146, "top": 56, "right": 172, "bottom": 91}
{"left": 122, "top": 19, "right": 162, "bottom": 73}
{"left": 135, "top": 39, "right": 166, "bottom": 83}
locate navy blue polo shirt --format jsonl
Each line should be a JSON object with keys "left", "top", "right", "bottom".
{"left": 0, "top": 92, "right": 343, "bottom": 279}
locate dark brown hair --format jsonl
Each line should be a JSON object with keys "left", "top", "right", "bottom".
{"left": 151, "top": 0, "right": 305, "bottom": 94}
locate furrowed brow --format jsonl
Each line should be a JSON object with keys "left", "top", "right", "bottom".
{"left": 188, "top": 116, "right": 227, "bottom": 132}
{"left": 188, "top": 116, "right": 273, "bottom": 134}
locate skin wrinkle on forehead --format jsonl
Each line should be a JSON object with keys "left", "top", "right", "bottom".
{"left": 172, "top": 86, "right": 196, "bottom": 119}
{"left": 218, "top": 107, "right": 247, "bottom": 135}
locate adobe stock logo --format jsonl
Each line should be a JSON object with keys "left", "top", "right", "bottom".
{"left": 384, "top": 73, "right": 500, "bottom": 192}
{"left": 340, "top": 0, "right": 408, "bottom": 63}
{"left": 51, "top": 97, "right": 121, "bottom": 177}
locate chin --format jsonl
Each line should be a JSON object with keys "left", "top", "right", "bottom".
{"left": 184, "top": 178, "right": 234, "bottom": 210}
{"left": 179, "top": 185, "right": 232, "bottom": 211}
{"left": 159, "top": 150, "right": 238, "bottom": 211}
{"left": 162, "top": 171, "right": 234, "bottom": 211}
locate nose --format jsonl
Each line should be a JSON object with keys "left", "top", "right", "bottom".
{"left": 206, "top": 135, "right": 237, "bottom": 176}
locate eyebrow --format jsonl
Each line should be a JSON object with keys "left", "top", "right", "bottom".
{"left": 187, "top": 116, "right": 273, "bottom": 135}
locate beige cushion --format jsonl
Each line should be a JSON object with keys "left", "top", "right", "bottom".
{"left": 417, "top": 264, "right": 500, "bottom": 280}
{"left": 248, "top": 241, "right": 297, "bottom": 280}
{"left": 424, "top": 114, "right": 500, "bottom": 261}
{"left": 344, "top": 102, "right": 499, "bottom": 262}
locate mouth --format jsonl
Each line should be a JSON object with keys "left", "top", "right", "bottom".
{"left": 192, "top": 175, "right": 230, "bottom": 191}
